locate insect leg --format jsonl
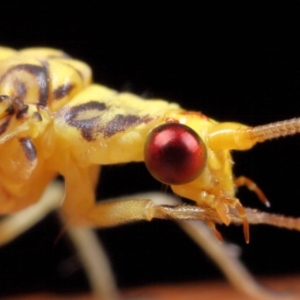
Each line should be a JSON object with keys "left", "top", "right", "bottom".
{"left": 235, "top": 176, "right": 269, "bottom": 207}
{"left": 0, "top": 181, "right": 63, "bottom": 245}
{"left": 181, "top": 190, "right": 250, "bottom": 242}
{"left": 61, "top": 164, "right": 225, "bottom": 227}
{"left": 100, "top": 192, "right": 297, "bottom": 299}
{"left": 215, "top": 196, "right": 249, "bottom": 243}
{"left": 61, "top": 163, "right": 300, "bottom": 233}
{"left": 63, "top": 224, "right": 120, "bottom": 300}
{"left": 179, "top": 220, "right": 294, "bottom": 300}
{"left": 0, "top": 180, "right": 120, "bottom": 299}
{"left": 60, "top": 165, "right": 240, "bottom": 228}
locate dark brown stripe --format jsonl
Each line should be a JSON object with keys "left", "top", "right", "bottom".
{"left": 53, "top": 83, "right": 74, "bottom": 100}
{"left": 103, "top": 114, "right": 152, "bottom": 138}
{"left": 0, "top": 95, "right": 14, "bottom": 115}
{"left": 0, "top": 118, "right": 10, "bottom": 136}
{"left": 12, "top": 97, "right": 29, "bottom": 119}
{"left": 65, "top": 101, "right": 107, "bottom": 118}
{"left": 27, "top": 63, "right": 49, "bottom": 107}
{"left": 33, "top": 111, "right": 43, "bottom": 121}
{"left": 0, "top": 63, "right": 49, "bottom": 107}
{"left": 19, "top": 137, "right": 37, "bottom": 162}
{"left": 64, "top": 101, "right": 153, "bottom": 140}
{"left": 16, "top": 105, "right": 29, "bottom": 119}
{"left": 64, "top": 101, "right": 107, "bottom": 141}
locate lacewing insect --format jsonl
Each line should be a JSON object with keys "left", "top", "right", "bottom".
{"left": 0, "top": 46, "right": 300, "bottom": 299}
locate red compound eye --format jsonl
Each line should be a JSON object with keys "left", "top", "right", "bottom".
{"left": 144, "top": 123, "right": 207, "bottom": 185}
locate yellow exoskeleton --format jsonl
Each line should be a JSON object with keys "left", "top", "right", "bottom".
{"left": 1, "top": 46, "right": 300, "bottom": 299}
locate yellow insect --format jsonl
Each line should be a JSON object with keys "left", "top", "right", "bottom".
{"left": 0, "top": 46, "right": 300, "bottom": 299}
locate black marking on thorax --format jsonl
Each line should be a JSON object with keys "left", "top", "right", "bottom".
{"left": 12, "top": 97, "right": 29, "bottom": 119}
{"left": 19, "top": 137, "right": 37, "bottom": 162}
{"left": 103, "top": 114, "right": 152, "bottom": 138}
{"left": 0, "top": 63, "right": 49, "bottom": 107}
{"left": 53, "top": 83, "right": 74, "bottom": 100}
{"left": 64, "top": 101, "right": 107, "bottom": 141}
{"left": 0, "top": 118, "right": 10, "bottom": 136}
{"left": 63, "top": 100, "right": 153, "bottom": 141}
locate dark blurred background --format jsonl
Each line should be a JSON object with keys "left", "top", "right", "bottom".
{"left": 0, "top": 1, "right": 300, "bottom": 297}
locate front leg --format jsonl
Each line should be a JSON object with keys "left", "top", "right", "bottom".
{"left": 61, "top": 165, "right": 300, "bottom": 234}
{"left": 61, "top": 165, "right": 227, "bottom": 228}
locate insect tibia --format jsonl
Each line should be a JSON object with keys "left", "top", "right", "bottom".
{"left": 153, "top": 204, "right": 223, "bottom": 223}
{"left": 249, "top": 117, "right": 300, "bottom": 142}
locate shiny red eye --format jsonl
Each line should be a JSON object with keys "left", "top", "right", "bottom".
{"left": 144, "top": 123, "right": 207, "bottom": 185}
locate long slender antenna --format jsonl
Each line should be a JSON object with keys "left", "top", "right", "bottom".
{"left": 208, "top": 117, "right": 300, "bottom": 151}
{"left": 249, "top": 118, "right": 300, "bottom": 142}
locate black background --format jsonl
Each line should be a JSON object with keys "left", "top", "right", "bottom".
{"left": 0, "top": 1, "right": 300, "bottom": 297}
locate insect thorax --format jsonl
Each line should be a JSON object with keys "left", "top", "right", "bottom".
{"left": 0, "top": 47, "right": 92, "bottom": 212}
{"left": 0, "top": 47, "right": 236, "bottom": 215}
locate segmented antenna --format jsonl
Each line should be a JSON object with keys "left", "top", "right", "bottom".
{"left": 249, "top": 118, "right": 300, "bottom": 142}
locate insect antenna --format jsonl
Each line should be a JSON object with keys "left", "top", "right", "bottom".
{"left": 249, "top": 117, "right": 300, "bottom": 142}
{"left": 232, "top": 208, "right": 300, "bottom": 232}
{"left": 208, "top": 117, "right": 300, "bottom": 151}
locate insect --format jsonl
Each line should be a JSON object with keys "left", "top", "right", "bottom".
{"left": 0, "top": 46, "right": 300, "bottom": 299}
